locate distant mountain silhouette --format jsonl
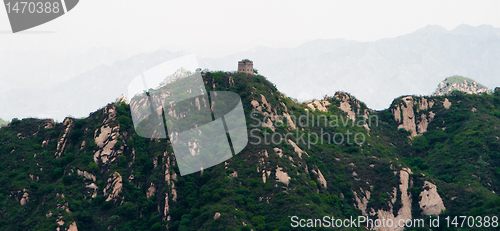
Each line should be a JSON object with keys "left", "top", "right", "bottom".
{"left": 2, "top": 25, "right": 500, "bottom": 121}
{"left": 200, "top": 24, "right": 500, "bottom": 110}
{"left": 0, "top": 50, "right": 188, "bottom": 121}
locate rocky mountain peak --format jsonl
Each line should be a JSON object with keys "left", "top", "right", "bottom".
{"left": 433, "top": 75, "right": 489, "bottom": 96}
{"left": 115, "top": 94, "right": 129, "bottom": 105}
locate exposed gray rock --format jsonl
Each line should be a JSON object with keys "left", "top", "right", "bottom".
{"left": 419, "top": 181, "right": 446, "bottom": 215}
{"left": 104, "top": 172, "right": 123, "bottom": 201}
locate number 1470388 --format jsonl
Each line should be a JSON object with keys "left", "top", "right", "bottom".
{"left": 5, "top": 1, "right": 61, "bottom": 14}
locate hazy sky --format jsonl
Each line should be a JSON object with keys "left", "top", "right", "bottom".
{"left": 1, "top": 0, "right": 500, "bottom": 57}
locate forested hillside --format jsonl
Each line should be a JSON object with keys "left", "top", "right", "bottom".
{"left": 0, "top": 72, "right": 498, "bottom": 231}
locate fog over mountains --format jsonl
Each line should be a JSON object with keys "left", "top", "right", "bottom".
{"left": 0, "top": 47, "right": 129, "bottom": 92}
{"left": 201, "top": 24, "right": 500, "bottom": 109}
{"left": 2, "top": 24, "right": 500, "bottom": 121}
{"left": 0, "top": 50, "right": 186, "bottom": 121}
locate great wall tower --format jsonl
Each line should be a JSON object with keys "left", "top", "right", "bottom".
{"left": 238, "top": 59, "right": 254, "bottom": 74}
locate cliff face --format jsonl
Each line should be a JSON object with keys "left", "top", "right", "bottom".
{"left": 0, "top": 101, "right": 181, "bottom": 230}
{"left": 353, "top": 168, "right": 447, "bottom": 231}
{"left": 391, "top": 96, "right": 438, "bottom": 137}
{"left": 433, "top": 75, "right": 490, "bottom": 96}
{"left": 0, "top": 72, "right": 498, "bottom": 231}
{"left": 354, "top": 168, "right": 414, "bottom": 231}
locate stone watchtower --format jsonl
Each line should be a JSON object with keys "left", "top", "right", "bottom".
{"left": 238, "top": 59, "right": 253, "bottom": 74}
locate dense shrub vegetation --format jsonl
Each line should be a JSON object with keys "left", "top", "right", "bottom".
{"left": 0, "top": 71, "right": 498, "bottom": 230}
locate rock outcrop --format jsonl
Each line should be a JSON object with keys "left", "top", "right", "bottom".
{"left": 275, "top": 166, "right": 290, "bottom": 185}
{"left": 104, "top": 172, "right": 123, "bottom": 201}
{"left": 354, "top": 168, "right": 413, "bottom": 231}
{"left": 250, "top": 94, "right": 296, "bottom": 131}
{"left": 419, "top": 181, "right": 446, "bottom": 215}
{"left": 68, "top": 221, "right": 78, "bottom": 231}
{"left": 433, "top": 76, "right": 490, "bottom": 96}
{"left": 311, "top": 169, "right": 327, "bottom": 189}
{"left": 392, "top": 96, "right": 435, "bottom": 137}
{"left": 55, "top": 118, "right": 74, "bottom": 158}
{"left": 77, "top": 169, "right": 98, "bottom": 198}
{"left": 213, "top": 212, "right": 221, "bottom": 220}
{"left": 335, "top": 93, "right": 357, "bottom": 120}
{"left": 162, "top": 152, "right": 178, "bottom": 221}
{"left": 77, "top": 169, "right": 96, "bottom": 182}
{"left": 443, "top": 98, "right": 451, "bottom": 109}
{"left": 147, "top": 182, "right": 156, "bottom": 199}
{"left": 306, "top": 98, "right": 330, "bottom": 112}
{"left": 353, "top": 167, "right": 447, "bottom": 231}
{"left": 20, "top": 190, "right": 29, "bottom": 206}
{"left": 115, "top": 94, "right": 129, "bottom": 105}
{"left": 353, "top": 189, "right": 371, "bottom": 216}
{"left": 334, "top": 92, "right": 372, "bottom": 130}
{"left": 393, "top": 96, "right": 417, "bottom": 137}
{"left": 93, "top": 105, "right": 124, "bottom": 164}
{"left": 287, "top": 139, "right": 306, "bottom": 158}
{"left": 379, "top": 168, "right": 412, "bottom": 231}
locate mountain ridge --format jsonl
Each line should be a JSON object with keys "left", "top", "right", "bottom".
{"left": 0, "top": 72, "right": 498, "bottom": 230}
